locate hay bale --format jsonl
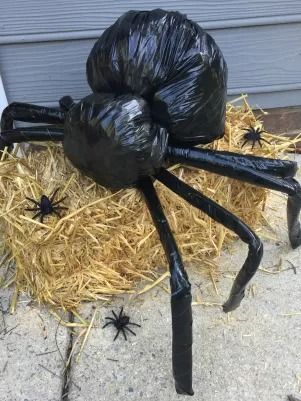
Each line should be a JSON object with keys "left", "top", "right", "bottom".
{"left": 0, "top": 97, "right": 298, "bottom": 310}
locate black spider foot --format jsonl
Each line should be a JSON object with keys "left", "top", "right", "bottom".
{"left": 0, "top": 135, "right": 13, "bottom": 153}
{"left": 289, "top": 223, "right": 301, "bottom": 249}
{"left": 241, "top": 126, "right": 271, "bottom": 149}
{"left": 290, "top": 229, "right": 301, "bottom": 249}
{"left": 288, "top": 192, "right": 301, "bottom": 249}
{"left": 103, "top": 307, "right": 141, "bottom": 341}
{"left": 59, "top": 96, "right": 75, "bottom": 112}
{"left": 223, "top": 290, "right": 245, "bottom": 313}
{"left": 175, "top": 384, "right": 194, "bottom": 396}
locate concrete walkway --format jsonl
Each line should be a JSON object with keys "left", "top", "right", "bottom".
{"left": 1, "top": 163, "right": 301, "bottom": 401}
{"left": 0, "top": 287, "right": 69, "bottom": 401}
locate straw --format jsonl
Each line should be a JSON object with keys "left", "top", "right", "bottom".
{"left": 0, "top": 99, "right": 299, "bottom": 310}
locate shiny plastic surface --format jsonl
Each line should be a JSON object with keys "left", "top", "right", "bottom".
{"left": 166, "top": 145, "right": 301, "bottom": 250}
{"left": 87, "top": 9, "right": 227, "bottom": 145}
{"left": 167, "top": 146, "right": 298, "bottom": 178}
{"left": 1, "top": 102, "right": 65, "bottom": 131}
{"left": 0, "top": 126, "right": 64, "bottom": 151}
{"left": 171, "top": 294, "right": 193, "bottom": 395}
{"left": 63, "top": 93, "right": 168, "bottom": 190}
{"left": 156, "top": 168, "right": 264, "bottom": 313}
{"left": 139, "top": 177, "right": 193, "bottom": 395}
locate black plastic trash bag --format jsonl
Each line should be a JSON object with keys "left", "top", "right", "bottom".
{"left": 84, "top": 9, "right": 228, "bottom": 395}
{"left": 86, "top": 9, "right": 228, "bottom": 146}
{"left": 64, "top": 93, "right": 168, "bottom": 190}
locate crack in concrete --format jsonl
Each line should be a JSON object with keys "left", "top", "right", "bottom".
{"left": 60, "top": 311, "right": 75, "bottom": 401}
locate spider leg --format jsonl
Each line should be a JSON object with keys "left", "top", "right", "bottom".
{"left": 0, "top": 126, "right": 64, "bottom": 152}
{"left": 52, "top": 210, "right": 62, "bottom": 218}
{"left": 32, "top": 211, "right": 42, "bottom": 220}
{"left": 112, "top": 310, "right": 118, "bottom": 320}
{"left": 167, "top": 147, "right": 298, "bottom": 179}
{"left": 241, "top": 139, "right": 248, "bottom": 148}
{"left": 252, "top": 139, "right": 256, "bottom": 149}
{"left": 166, "top": 146, "right": 301, "bottom": 248}
{"left": 25, "top": 207, "right": 40, "bottom": 212}
{"left": 156, "top": 168, "right": 263, "bottom": 313}
{"left": 119, "top": 306, "right": 124, "bottom": 319}
{"left": 102, "top": 321, "right": 114, "bottom": 329}
{"left": 261, "top": 137, "right": 271, "bottom": 145}
{"left": 52, "top": 197, "right": 67, "bottom": 206}
{"left": 124, "top": 326, "right": 136, "bottom": 336}
{"left": 25, "top": 197, "right": 41, "bottom": 206}
{"left": 127, "top": 322, "right": 141, "bottom": 327}
{"left": 0, "top": 102, "right": 64, "bottom": 154}
{"left": 40, "top": 214, "right": 44, "bottom": 224}
{"left": 49, "top": 188, "right": 60, "bottom": 203}
{"left": 1, "top": 102, "right": 65, "bottom": 132}
{"left": 139, "top": 177, "right": 193, "bottom": 396}
{"left": 105, "top": 317, "right": 115, "bottom": 321}
{"left": 53, "top": 206, "right": 68, "bottom": 210}
{"left": 114, "top": 329, "right": 121, "bottom": 341}
{"left": 258, "top": 139, "right": 263, "bottom": 148}
{"left": 121, "top": 328, "right": 127, "bottom": 341}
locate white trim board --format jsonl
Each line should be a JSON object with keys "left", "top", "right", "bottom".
{"left": 0, "top": 75, "right": 21, "bottom": 155}
{"left": 0, "top": 75, "right": 8, "bottom": 118}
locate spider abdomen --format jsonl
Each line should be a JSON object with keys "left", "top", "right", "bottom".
{"left": 40, "top": 195, "right": 54, "bottom": 214}
{"left": 87, "top": 9, "right": 228, "bottom": 146}
{"left": 63, "top": 93, "right": 168, "bottom": 190}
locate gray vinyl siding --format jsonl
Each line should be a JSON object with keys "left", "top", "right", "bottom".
{"left": 1, "top": 0, "right": 301, "bottom": 109}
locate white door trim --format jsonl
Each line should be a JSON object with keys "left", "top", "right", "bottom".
{"left": 0, "top": 75, "right": 8, "bottom": 119}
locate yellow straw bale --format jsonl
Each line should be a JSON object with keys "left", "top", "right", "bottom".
{"left": 0, "top": 97, "right": 299, "bottom": 309}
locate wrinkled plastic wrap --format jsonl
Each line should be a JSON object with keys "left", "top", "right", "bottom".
{"left": 139, "top": 176, "right": 193, "bottom": 395}
{"left": 87, "top": 9, "right": 228, "bottom": 146}
{"left": 63, "top": 93, "right": 168, "bottom": 189}
{"left": 171, "top": 293, "right": 193, "bottom": 395}
{"left": 79, "top": 10, "right": 228, "bottom": 394}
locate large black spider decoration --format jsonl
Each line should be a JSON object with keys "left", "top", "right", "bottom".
{"left": 103, "top": 307, "right": 141, "bottom": 341}
{"left": 0, "top": 9, "right": 300, "bottom": 396}
{"left": 241, "top": 126, "right": 271, "bottom": 149}
{"left": 25, "top": 188, "right": 67, "bottom": 223}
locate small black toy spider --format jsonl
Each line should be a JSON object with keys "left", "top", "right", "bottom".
{"left": 103, "top": 307, "right": 141, "bottom": 341}
{"left": 241, "top": 126, "right": 271, "bottom": 149}
{"left": 25, "top": 188, "right": 67, "bottom": 223}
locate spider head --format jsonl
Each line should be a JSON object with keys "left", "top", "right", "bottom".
{"left": 63, "top": 93, "right": 168, "bottom": 190}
